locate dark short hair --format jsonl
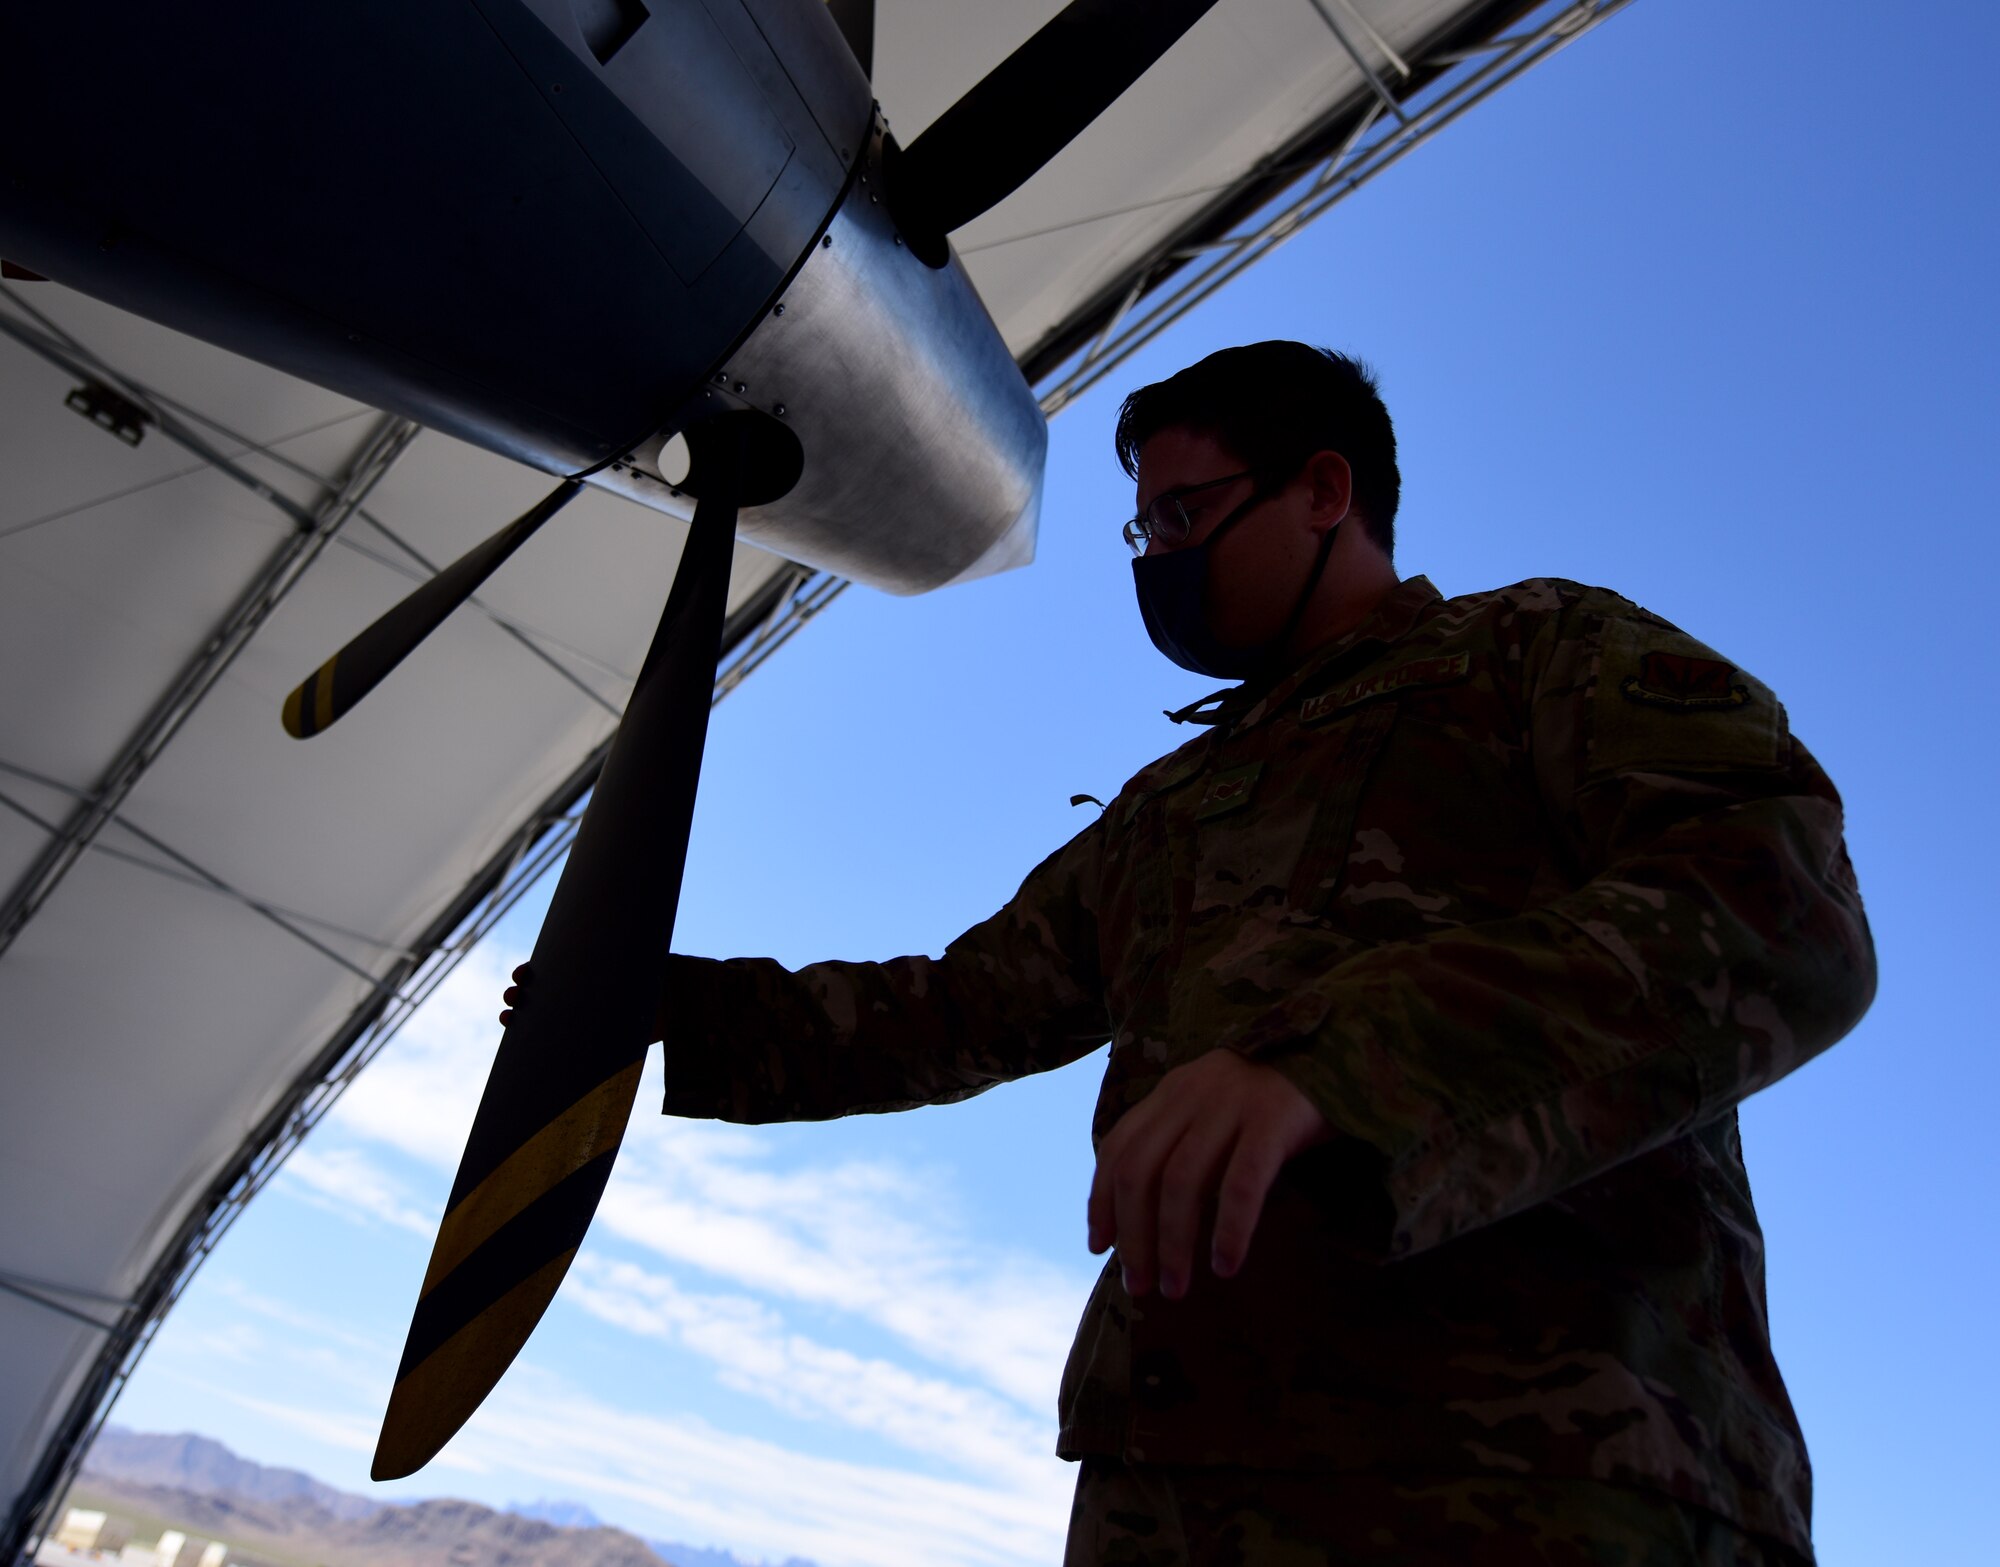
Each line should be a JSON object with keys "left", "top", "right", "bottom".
{"left": 1114, "top": 342, "right": 1399, "bottom": 556}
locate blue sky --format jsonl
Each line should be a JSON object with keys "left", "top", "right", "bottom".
{"left": 110, "top": 2, "right": 1999, "bottom": 1564}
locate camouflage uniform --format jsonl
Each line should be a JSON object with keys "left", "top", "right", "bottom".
{"left": 1062, "top": 1459, "right": 1816, "bottom": 1565}
{"left": 661, "top": 576, "right": 1875, "bottom": 1565}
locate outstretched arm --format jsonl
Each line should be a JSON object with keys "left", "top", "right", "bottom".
{"left": 639, "top": 824, "right": 1111, "bottom": 1123}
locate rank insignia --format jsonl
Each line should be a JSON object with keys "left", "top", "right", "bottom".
{"left": 1194, "top": 763, "right": 1262, "bottom": 821}
{"left": 1621, "top": 651, "right": 1751, "bottom": 711}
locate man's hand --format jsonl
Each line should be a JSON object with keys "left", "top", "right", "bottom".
{"left": 498, "top": 961, "right": 531, "bottom": 1029}
{"left": 1088, "top": 1048, "right": 1335, "bottom": 1300}
{"left": 499, "top": 961, "right": 668, "bottom": 1042}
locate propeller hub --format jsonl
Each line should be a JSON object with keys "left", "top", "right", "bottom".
{"left": 587, "top": 110, "right": 1047, "bottom": 597}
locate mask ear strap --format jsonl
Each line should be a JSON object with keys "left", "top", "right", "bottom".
{"left": 1267, "top": 520, "right": 1341, "bottom": 663}
{"left": 1200, "top": 471, "right": 1279, "bottom": 554}
{"left": 1164, "top": 687, "right": 1238, "bottom": 725}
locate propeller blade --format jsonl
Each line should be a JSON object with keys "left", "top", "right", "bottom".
{"left": 891, "top": 0, "right": 1220, "bottom": 242}
{"left": 371, "top": 426, "right": 748, "bottom": 1480}
{"left": 826, "top": 0, "right": 874, "bottom": 77}
{"left": 282, "top": 480, "right": 581, "bottom": 738}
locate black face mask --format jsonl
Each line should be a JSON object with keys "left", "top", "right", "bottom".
{"left": 1130, "top": 487, "right": 1340, "bottom": 680}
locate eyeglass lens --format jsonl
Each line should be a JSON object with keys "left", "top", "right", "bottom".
{"left": 1124, "top": 494, "right": 1190, "bottom": 555}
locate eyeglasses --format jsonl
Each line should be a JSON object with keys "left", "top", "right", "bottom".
{"left": 1121, "top": 469, "right": 1259, "bottom": 556}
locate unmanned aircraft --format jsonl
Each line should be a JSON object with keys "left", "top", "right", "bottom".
{"left": 0, "top": 0, "right": 1224, "bottom": 1477}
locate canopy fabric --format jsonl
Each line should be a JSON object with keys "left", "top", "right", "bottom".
{"left": 0, "top": 0, "right": 1589, "bottom": 1546}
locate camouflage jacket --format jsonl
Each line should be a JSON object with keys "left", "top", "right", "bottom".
{"left": 660, "top": 575, "right": 1875, "bottom": 1559}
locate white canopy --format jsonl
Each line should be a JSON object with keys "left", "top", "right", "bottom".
{"left": 0, "top": 0, "right": 1630, "bottom": 1548}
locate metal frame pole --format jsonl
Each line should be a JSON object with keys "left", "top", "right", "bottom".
{"left": 0, "top": 562, "right": 803, "bottom": 1565}
{"left": 0, "top": 315, "right": 421, "bottom": 958}
{"left": 1035, "top": 0, "right": 1636, "bottom": 416}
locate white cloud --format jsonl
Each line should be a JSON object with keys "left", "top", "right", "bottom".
{"left": 139, "top": 1280, "right": 399, "bottom": 1410}
{"left": 318, "top": 946, "right": 517, "bottom": 1168}
{"left": 564, "top": 1256, "right": 1054, "bottom": 1491}
{"left": 158, "top": 1351, "right": 1074, "bottom": 1567}
{"left": 459, "top": 1369, "right": 1073, "bottom": 1567}
{"left": 277, "top": 1144, "right": 435, "bottom": 1237}
{"left": 598, "top": 1137, "right": 1087, "bottom": 1414}
{"left": 202, "top": 1385, "right": 384, "bottom": 1459}
{"left": 210, "top": 1278, "right": 392, "bottom": 1360}
{"left": 297, "top": 946, "right": 1094, "bottom": 1419}
{"left": 259, "top": 938, "right": 1093, "bottom": 1564}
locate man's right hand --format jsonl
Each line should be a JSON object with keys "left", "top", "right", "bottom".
{"left": 497, "top": 961, "right": 532, "bottom": 1029}
{"left": 499, "top": 961, "right": 667, "bottom": 1042}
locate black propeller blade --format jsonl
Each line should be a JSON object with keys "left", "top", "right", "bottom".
{"left": 282, "top": 480, "right": 581, "bottom": 738}
{"left": 891, "top": 0, "right": 1222, "bottom": 244}
{"left": 826, "top": 0, "right": 874, "bottom": 76}
{"left": 364, "top": 0, "right": 1221, "bottom": 1476}
{"left": 372, "top": 415, "right": 767, "bottom": 1479}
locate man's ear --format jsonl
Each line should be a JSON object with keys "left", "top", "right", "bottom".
{"left": 1304, "top": 450, "right": 1354, "bottom": 533}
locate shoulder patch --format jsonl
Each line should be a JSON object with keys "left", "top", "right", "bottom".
{"left": 1302, "top": 651, "right": 1471, "bottom": 724}
{"left": 1621, "top": 651, "right": 1750, "bottom": 711}
{"left": 1591, "top": 618, "right": 1783, "bottom": 776}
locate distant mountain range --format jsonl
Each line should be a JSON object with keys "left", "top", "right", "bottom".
{"left": 85, "top": 1430, "right": 382, "bottom": 1523}
{"left": 76, "top": 1428, "right": 820, "bottom": 1567}
{"left": 505, "top": 1504, "right": 817, "bottom": 1567}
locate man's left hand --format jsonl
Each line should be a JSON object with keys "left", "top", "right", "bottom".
{"left": 1087, "top": 1048, "right": 1335, "bottom": 1300}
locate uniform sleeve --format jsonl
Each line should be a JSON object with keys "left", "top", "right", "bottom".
{"left": 1225, "top": 593, "right": 1877, "bottom": 1262}
{"left": 659, "top": 822, "right": 1112, "bottom": 1123}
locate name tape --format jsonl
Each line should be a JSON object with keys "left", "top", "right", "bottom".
{"left": 1301, "top": 651, "right": 1471, "bottom": 724}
